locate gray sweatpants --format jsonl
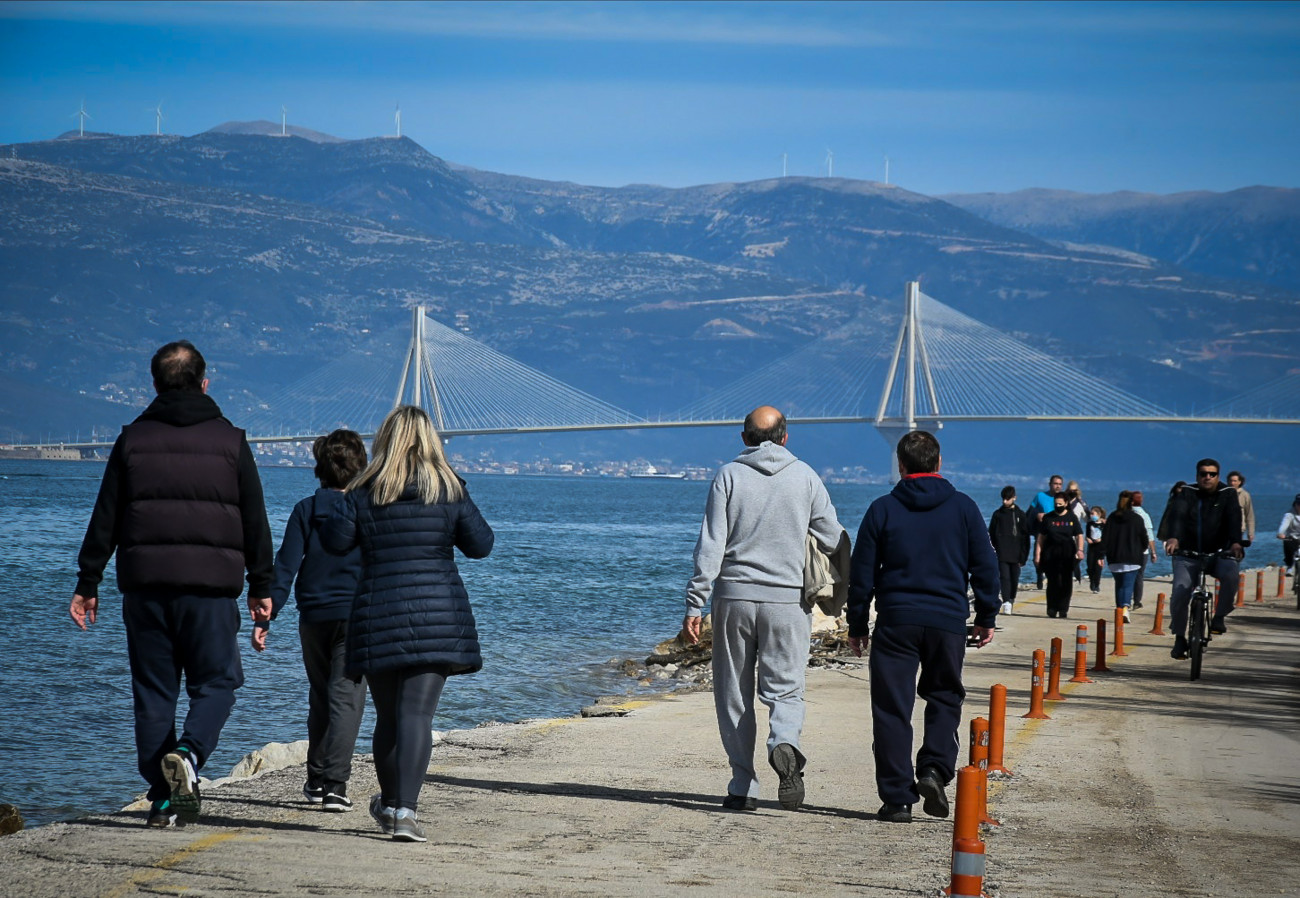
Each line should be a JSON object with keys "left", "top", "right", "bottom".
{"left": 711, "top": 598, "right": 811, "bottom": 799}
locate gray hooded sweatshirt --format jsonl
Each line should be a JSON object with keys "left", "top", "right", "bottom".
{"left": 686, "top": 441, "right": 842, "bottom": 614}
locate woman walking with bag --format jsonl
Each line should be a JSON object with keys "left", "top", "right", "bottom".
{"left": 323, "top": 405, "right": 494, "bottom": 843}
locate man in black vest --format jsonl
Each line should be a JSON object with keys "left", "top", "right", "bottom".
{"left": 70, "top": 341, "right": 273, "bottom": 827}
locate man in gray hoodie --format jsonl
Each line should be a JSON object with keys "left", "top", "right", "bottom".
{"left": 683, "top": 406, "right": 843, "bottom": 812}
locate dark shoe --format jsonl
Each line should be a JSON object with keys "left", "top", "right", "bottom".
{"left": 721, "top": 793, "right": 758, "bottom": 811}
{"left": 302, "top": 782, "right": 324, "bottom": 804}
{"left": 769, "top": 743, "right": 805, "bottom": 811}
{"left": 146, "top": 799, "right": 176, "bottom": 828}
{"left": 1047, "top": 611, "right": 1057, "bottom": 618}
{"left": 916, "top": 768, "right": 950, "bottom": 819}
{"left": 1171, "top": 636, "right": 1189, "bottom": 660}
{"left": 392, "top": 809, "right": 427, "bottom": 843}
{"left": 322, "top": 787, "right": 353, "bottom": 812}
{"left": 1133, "top": 600, "right": 1144, "bottom": 610}
{"left": 161, "top": 748, "right": 200, "bottom": 824}
{"left": 370, "top": 794, "right": 396, "bottom": 834}
{"left": 877, "top": 803, "right": 912, "bottom": 823}
{"left": 1209, "top": 617, "right": 1227, "bottom": 635}
{"left": 1060, "top": 612, "right": 1068, "bottom": 619}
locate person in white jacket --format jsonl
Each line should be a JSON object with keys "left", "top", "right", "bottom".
{"left": 682, "top": 406, "right": 842, "bottom": 813}
{"left": 1278, "top": 494, "right": 1300, "bottom": 571}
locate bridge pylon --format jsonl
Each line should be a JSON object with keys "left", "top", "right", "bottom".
{"left": 874, "top": 281, "right": 942, "bottom": 480}
{"left": 393, "top": 305, "right": 448, "bottom": 431}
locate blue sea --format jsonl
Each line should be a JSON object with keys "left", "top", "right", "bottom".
{"left": 1, "top": 458, "right": 1293, "bottom": 828}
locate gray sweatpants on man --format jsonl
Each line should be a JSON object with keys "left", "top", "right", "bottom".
{"left": 712, "top": 598, "right": 811, "bottom": 799}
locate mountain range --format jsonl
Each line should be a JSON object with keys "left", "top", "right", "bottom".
{"left": 1, "top": 122, "right": 1297, "bottom": 480}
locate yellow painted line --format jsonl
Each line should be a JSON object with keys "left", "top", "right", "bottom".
{"left": 988, "top": 679, "right": 1086, "bottom": 799}
{"left": 104, "top": 830, "right": 247, "bottom": 898}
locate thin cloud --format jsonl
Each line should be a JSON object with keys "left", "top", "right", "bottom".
{"left": 0, "top": 0, "right": 903, "bottom": 48}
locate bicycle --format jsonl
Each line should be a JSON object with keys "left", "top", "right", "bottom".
{"left": 1180, "top": 550, "right": 1229, "bottom": 681}
{"left": 1293, "top": 557, "right": 1300, "bottom": 611}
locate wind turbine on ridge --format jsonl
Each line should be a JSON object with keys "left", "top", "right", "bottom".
{"left": 395, "top": 102, "right": 401, "bottom": 138}
{"left": 825, "top": 148, "right": 834, "bottom": 178}
{"left": 150, "top": 101, "right": 164, "bottom": 136}
{"left": 72, "top": 100, "right": 91, "bottom": 138}
{"left": 280, "top": 105, "right": 287, "bottom": 137}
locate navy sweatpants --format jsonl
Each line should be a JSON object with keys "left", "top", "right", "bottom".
{"left": 122, "top": 592, "right": 244, "bottom": 801}
{"left": 868, "top": 624, "right": 966, "bottom": 807}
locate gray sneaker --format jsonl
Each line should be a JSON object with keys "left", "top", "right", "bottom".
{"left": 161, "top": 749, "right": 200, "bottom": 825}
{"left": 369, "top": 794, "right": 396, "bottom": 835}
{"left": 392, "top": 809, "right": 427, "bottom": 843}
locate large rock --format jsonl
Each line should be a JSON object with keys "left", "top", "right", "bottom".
{"left": 228, "top": 740, "right": 310, "bottom": 779}
{"left": 0, "top": 804, "right": 23, "bottom": 836}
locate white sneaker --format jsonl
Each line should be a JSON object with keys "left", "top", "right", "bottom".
{"left": 1122, "top": 609, "right": 1131, "bottom": 624}
{"left": 1000, "top": 602, "right": 1013, "bottom": 615}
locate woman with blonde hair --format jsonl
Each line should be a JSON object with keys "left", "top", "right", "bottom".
{"left": 323, "top": 405, "right": 494, "bottom": 843}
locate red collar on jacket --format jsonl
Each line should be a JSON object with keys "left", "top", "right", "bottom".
{"left": 902, "top": 472, "right": 944, "bottom": 480}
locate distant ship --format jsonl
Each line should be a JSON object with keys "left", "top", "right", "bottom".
{"left": 630, "top": 464, "right": 686, "bottom": 480}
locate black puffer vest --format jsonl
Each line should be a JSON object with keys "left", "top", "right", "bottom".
{"left": 116, "top": 399, "right": 246, "bottom": 596}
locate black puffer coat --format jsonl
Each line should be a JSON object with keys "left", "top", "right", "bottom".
{"left": 322, "top": 482, "right": 494, "bottom": 678}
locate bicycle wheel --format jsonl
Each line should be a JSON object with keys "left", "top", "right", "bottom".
{"left": 1189, "top": 593, "right": 1206, "bottom": 681}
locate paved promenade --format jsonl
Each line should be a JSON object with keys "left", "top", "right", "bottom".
{"left": 2, "top": 574, "right": 1298, "bottom": 897}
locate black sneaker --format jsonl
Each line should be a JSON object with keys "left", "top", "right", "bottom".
{"left": 877, "top": 803, "right": 912, "bottom": 823}
{"left": 161, "top": 748, "right": 200, "bottom": 824}
{"left": 1171, "top": 636, "right": 1189, "bottom": 660}
{"left": 769, "top": 743, "right": 805, "bottom": 811}
{"left": 721, "top": 793, "right": 758, "bottom": 811}
{"left": 146, "top": 799, "right": 176, "bottom": 828}
{"left": 1210, "top": 617, "right": 1227, "bottom": 635}
{"left": 302, "top": 782, "right": 324, "bottom": 804}
{"left": 369, "top": 794, "right": 396, "bottom": 834}
{"left": 916, "top": 767, "right": 950, "bottom": 819}
{"left": 1133, "top": 600, "right": 1144, "bottom": 610}
{"left": 322, "top": 788, "right": 353, "bottom": 812}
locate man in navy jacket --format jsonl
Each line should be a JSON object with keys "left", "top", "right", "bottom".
{"left": 847, "top": 430, "right": 999, "bottom": 823}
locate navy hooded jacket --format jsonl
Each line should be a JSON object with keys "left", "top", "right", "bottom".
{"left": 322, "top": 482, "right": 494, "bottom": 678}
{"left": 269, "top": 488, "right": 363, "bottom": 625}
{"left": 847, "top": 474, "right": 1000, "bottom": 638}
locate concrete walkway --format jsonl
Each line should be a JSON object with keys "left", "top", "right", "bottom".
{"left": 3, "top": 574, "right": 1299, "bottom": 897}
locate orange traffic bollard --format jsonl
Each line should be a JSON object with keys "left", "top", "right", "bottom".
{"left": 968, "top": 717, "right": 999, "bottom": 825}
{"left": 1069, "top": 625, "right": 1093, "bottom": 683}
{"left": 1045, "top": 636, "right": 1066, "bottom": 700}
{"left": 1023, "top": 648, "right": 1051, "bottom": 719}
{"left": 1239, "top": 572, "right": 1246, "bottom": 606}
{"left": 988, "top": 684, "right": 1011, "bottom": 775}
{"left": 1281, "top": 566, "right": 1288, "bottom": 598}
{"left": 1257, "top": 570, "right": 1265, "bottom": 602}
{"left": 1149, "top": 592, "right": 1166, "bottom": 635}
{"left": 1091, "top": 618, "right": 1111, "bottom": 672}
{"left": 1110, "top": 607, "right": 1129, "bottom": 657}
{"left": 948, "top": 766, "right": 987, "bottom": 898}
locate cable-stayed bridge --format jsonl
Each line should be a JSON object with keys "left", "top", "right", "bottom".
{"left": 16, "top": 282, "right": 1300, "bottom": 454}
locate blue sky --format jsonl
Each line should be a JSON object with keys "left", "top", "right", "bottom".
{"left": 2, "top": 0, "right": 1298, "bottom": 194}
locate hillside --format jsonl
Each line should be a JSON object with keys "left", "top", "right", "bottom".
{"left": 942, "top": 187, "right": 1300, "bottom": 293}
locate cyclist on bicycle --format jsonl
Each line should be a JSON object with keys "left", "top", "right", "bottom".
{"left": 1161, "top": 458, "right": 1244, "bottom": 659}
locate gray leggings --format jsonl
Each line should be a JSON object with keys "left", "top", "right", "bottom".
{"left": 367, "top": 664, "right": 450, "bottom": 811}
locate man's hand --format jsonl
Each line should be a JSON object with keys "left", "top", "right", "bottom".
{"left": 1164, "top": 537, "right": 1179, "bottom": 555}
{"left": 70, "top": 594, "right": 98, "bottom": 630}
{"left": 1229, "top": 542, "right": 1244, "bottom": 561}
{"left": 248, "top": 597, "right": 272, "bottom": 624}
{"left": 848, "top": 635, "right": 868, "bottom": 657}
{"left": 251, "top": 624, "right": 268, "bottom": 653}
{"left": 681, "top": 615, "right": 702, "bottom": 645}
{"left": 971, "top": 625, "right": 995, "bottom": 648}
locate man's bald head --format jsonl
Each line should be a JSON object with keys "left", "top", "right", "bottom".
{"left": 742, "top": 406, "right": 787, "bottom": 447}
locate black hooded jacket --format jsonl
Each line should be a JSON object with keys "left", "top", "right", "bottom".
{"left": 75, "top": 390, "right": 274, "bottom": 598}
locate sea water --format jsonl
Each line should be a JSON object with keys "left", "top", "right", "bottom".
{"left": 1, "top": 458, "right": 1292, "bottom": 827}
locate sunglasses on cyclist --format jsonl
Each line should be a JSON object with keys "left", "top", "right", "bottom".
{"left": 1197, "top": 469, "right": 1219, "bottom": 478}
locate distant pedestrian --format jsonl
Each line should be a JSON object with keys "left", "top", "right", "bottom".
{"left": 1102, "top": 492, "right": 1148, "bottom": 624}
{"left": 1066, "top": 484, "right": 1088, "bottom": 583}
{"left": 847, "top": 430, "right": 999, "bottom": 824}
{"left": 70, "top": 341, "right": 273, "bottom": 827}
{"left": 260, "top": 429, "right": 369, "bottom": 813}
{"left": 1227, "top": 471, "right": 1256, "bottom": 545}
{"left": 322, "top": 405, "right": 494, "bottom": 843}
{"left": 1156, "top": 481, "right": 1189, "bottom": 542}
{"left": 1277, "top": 494, "right": 1300, "bottom": 571}
{"left": 1027, "top": 475, "right": 1063, "bottom": 588}
{"left": 1129, "top": 491, "right": 1158, "bottom": 609}
{"left": 1085, "top": 506, "right": 1106, "bottom": 593}
{"left": 683, "top": 406, "right": 844, "bottom": 813}
{"left": 988, "top": 486, "right": 1030, "bottom": 614}
{"left": 1035, "top": 494, "right": 1083, "bottom": 618}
